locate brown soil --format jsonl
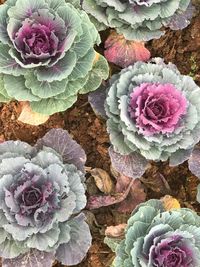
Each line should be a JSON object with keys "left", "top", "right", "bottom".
{"left": 0, "top": 3, "right": 200, "bottom": 267}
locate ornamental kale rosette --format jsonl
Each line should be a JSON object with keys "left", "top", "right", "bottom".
{"left": 115, "top": 199, "right": 200, "bottom": 267}
{"left": 0, "top": 0, "right": 108, "bottom": 115}
{"left": 79, "top": 0, "right": 194, "bottom": 41}
{"left": 0, "top": 128, "right": 91, "bottom": 266}
{"left": 105, "top": 58, "right": 200, "bottom": 164}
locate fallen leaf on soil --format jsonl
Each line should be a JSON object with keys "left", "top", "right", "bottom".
{"left": 89, "top": 168, "right": 114, "bottom": 194}
{"left": 105, "top": 224, "right": 127, "bottom": 238}
{"left": 115, "top": 175, "right": 146, "bottom": 213}
{"left": 18, "top": 102, "right": 49, "bottom": 125}
{"left": 86, "top": 179, "right": 134, "bottom": 210}
{"left": 140, "top": 172, "right": 171, "bottom": 194}
{"left": 87, "top": 172, "right": 146, "bottom": 212}
{"left": 161, "top": 195, "right": 181, "bottom": 211}
{"left": 104, "top": 30, "right": 150, "bottom": 68}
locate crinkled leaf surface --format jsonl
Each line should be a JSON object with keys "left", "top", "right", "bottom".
{"left": 36, "top": 128, "right": 86, "bottom": 172}
{"left": 104, "top": 236, "right": 122, "bottom": 253}
{"left": 188, "top": 147, "right": 200, "bottom": 179}
{"left": 167, "top": 3, "right": 195, "bottom": 30}
{"left": 88, "top": 84, "right": 107, "bottom": 118}
{"left": 2, "top": 249, "right": 55, "bottom": 267}
{"left": 109, "top": 146, "right": 148, "bottom": 179}
{"left": 55, "top": 213, "right": 92, "bottom": 266}
{"left": 79, "top": 54, "right": 109, "bottom": 94}
{"left": 169, "top": 148, "right": 193, "bottom": 166}
{"left": 104, "top": 31, "right": 150, "bottom": 68}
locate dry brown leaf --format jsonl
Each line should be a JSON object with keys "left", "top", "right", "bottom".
{"left": 105, "top": 224, "right": 127, "bottom": 238}
{"left": 161, "top": 195, "right": 181, "bottom": 211}
{"left": 18, "top": 102, "right": 49, "bottom": 126}
{"left": 90, "top": 168, "right": 114, "bottom": 194}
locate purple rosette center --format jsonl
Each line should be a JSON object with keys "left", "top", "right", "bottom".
{"left": 10, "top": 11, "right": 66, "bottom": 66}
{"left": 6, "top": 170, "right": 60, "bottom": 226}
{"left": 129, "top": 82, "right": 187, "bottom": 136}
{"left": 15, "top": 22, "right": 58, "bottom": 57}
{"left": 150, "top": 235, "right": 193, "bottom": 267}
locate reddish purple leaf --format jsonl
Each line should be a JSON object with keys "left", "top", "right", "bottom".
{"left": 104, "top": 31, "right": 150, "bottom": 68}
{"left": 2, "top": 249, "right": 55, "bottom": 267}
{"left": 188, "top": 147, "right": 200, "bottom": 179}
{"left": 36, "top": 128, "right": 86, "bottom": 172}
{"left": 86, "top": 179, "right": 134, "bottom": 210}
{"left": 109, "top": 146, "right": 149, "bottom": 179}
{"left": 88, "top": 84, "right": 107, "bottom": 118}
{"left": 115, "top": 175, "right": 146, "bottom": 213}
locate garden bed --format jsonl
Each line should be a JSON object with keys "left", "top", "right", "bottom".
{"left": 0, "top": 2, "right": 200, "bottom": 267}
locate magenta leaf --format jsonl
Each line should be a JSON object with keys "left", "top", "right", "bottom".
{"left": 2, "top": 249, "right": 55, "bottom": 267}
{"left": 36, "top": 128, "right": 86, "bottom": 172}
{"left": 109, "top": 146, "right": 148, "bottom": 179}
{"left": 188, "top": 147, "right": 200, "bottom": 179}
{"left": 104, "top": 31, "right": 150, "bottom": 68}
{"left": 88, "top": 84, "right": 107, "bottom": 118}
{"left": 115, "top": 175, "right": 146, "bottom": 213}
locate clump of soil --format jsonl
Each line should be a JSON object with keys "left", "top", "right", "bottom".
{"left": 0, "top": 5, "right": 200, "bottom": 267}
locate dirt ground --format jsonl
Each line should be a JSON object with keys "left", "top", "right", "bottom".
{"left": 0, "top": 2, "right": 200, "bottom": 267}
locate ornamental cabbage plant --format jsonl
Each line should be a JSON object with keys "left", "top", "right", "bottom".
{"left": 0, "top": 128, "right": 91, "bottom": 266}
{"left": 80, "top": 0, "right": 194, "bottom": 41}
{"left": 115, "top": 199, "right": 200, "bottom": 267}
{"left": 105, "top": 58, "right": 200, "bottom": 165}
{"left": 0, "top": 0, "right": 109, "bottom": 115}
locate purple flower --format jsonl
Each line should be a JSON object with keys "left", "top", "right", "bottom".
{"left": 129, "top": 83, "right": 187, "bottom": 136}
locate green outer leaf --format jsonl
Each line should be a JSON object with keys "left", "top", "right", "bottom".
{"left": 72, "top": 23, "right": 94, "bottom": 58}
{"left": 0, "top": 4, "right": 10, "bottom": 45}
{"left": 55, "top": 76, "right": 89, "bottom": 100}
{"left": 3, "top": 75, "right": 40, "bottom": 101}
{"left": 68, "top": 48, "right": 96, "bottom": 81}
{"left": 25, "top": 72, "right": 67, "bottom": 99}
{"left": 36, "top": 52, "right": 77, "bottom": 82}
{"left": 0, "top": 74, "right": 12, "bottom": 103}
{"left": 79, "top": 54, "right": 109, "bottom": 94}
{"left": 104, "top": 237, "right": 121, "bottom": 253}
{"left": 30, "top": 95, "right": 77, "bottom": 115}
{"left": 0, "top": 238, "right": 28, "bottom": 259}
{"left": 7, "top": 0, "right": 48, "bottom": 21}
{"left": 0, "top": 44, "right": 26, "bottom": 76}
{"left": 93, "top": 54, "right": 109, "bottom": 80}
